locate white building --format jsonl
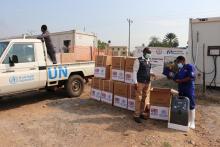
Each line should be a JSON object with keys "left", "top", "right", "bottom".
{"left": 109, "top": 46, "right": 128, "bottom": 56}
{"left": 49, "top": 30, "right": 97, "bottom": 53}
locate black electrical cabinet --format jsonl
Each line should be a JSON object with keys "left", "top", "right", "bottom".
{"left": 169, "top": 96, "right": 190, "bottom": 126}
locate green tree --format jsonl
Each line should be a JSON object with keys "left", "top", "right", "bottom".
{"left": 163, "top": 33, "right": 179, "bottom": 47}
{"left": 97, "top": 40, "right": 108, "bottom": 50}
{"left": 148, "top": 36, "right": 162, "bottom": 47}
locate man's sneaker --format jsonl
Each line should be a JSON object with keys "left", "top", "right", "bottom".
{"left": 134, "top": 117, "right": 142, "bottom": 123}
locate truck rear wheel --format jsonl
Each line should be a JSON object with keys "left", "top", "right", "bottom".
{"left": 65, "top": 75, "right": 84, "bottom": 97}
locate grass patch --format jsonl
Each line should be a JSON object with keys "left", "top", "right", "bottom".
{"left": 162, "top": 142, "right": 172, "bottom": 147}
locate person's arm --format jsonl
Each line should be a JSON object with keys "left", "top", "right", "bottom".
{"left": 37, "top": 32, "right": 49, "bottom": 39}
{"left": 133, "top": 59, "right": 139, "bottom": 89}
{"left": 175, "top": 77, "right": 191, "bottom": 83}
{"left": 175, "top": 65, "right": 195, "bottom": 83}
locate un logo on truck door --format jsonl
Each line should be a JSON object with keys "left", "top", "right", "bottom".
{"left": 48, "top": 66, "right": 68, "bottom": 80}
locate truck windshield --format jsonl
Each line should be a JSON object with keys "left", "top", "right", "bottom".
{"left": 0, "top": 42, "right": 9, "bottom": 57}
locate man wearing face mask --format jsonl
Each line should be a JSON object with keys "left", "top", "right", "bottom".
{"left": 133, "top": 47, "right": 155, "bottom": 123}
{"left": 174, "top": 56, "right": 196, "bottom": 129}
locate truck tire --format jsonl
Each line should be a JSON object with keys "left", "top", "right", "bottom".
{"left": 65, "top": 75, "right": 84, "bottom": 97}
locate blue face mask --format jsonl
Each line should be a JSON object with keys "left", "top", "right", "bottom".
{"left": 177, "top": 63, "right": 183, "bottom": 69}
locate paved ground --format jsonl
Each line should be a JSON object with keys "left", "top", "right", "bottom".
{"left": 0, "top": 80, "right": 219, "bottom": 147}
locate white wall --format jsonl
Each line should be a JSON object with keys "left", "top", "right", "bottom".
{"left": 189, "top": 18, "right": 220, "bottom": 86}
{"left": 75, "top": 32, "right": 97, "bottom": 47}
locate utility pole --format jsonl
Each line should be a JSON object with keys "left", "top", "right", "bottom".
{"left": 127, "top": 18, "right": 133, "bottom": 56}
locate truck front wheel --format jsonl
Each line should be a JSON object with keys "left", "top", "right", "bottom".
{"left": 65, "top": 75, "right": 84, "bottom": 97}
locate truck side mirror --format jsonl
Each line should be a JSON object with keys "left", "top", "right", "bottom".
{"left": 9, "top": 55, "right": 18, "bottom": 67}
{"left": 9, "top": 57, "right": 14, "bottom": 67}
{"left": 12, "top": 55, "right": 18, "bottom": 63}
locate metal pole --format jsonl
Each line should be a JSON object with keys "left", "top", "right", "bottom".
{"left": 128, "top": 20, "right": 130, "bottom": 56}
{"left": 203, "top": 43, "right": 206, "bottom": 94}
{"left": 127, "top": 19, "right": 133, "bottom": 56}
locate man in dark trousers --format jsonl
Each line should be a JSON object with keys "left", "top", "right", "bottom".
{"left": 133, "top": 47, "right": 155, "bottom": 123}
{"left": 37, "top": 25, "right": 57, "bottom": 64}
{"left": 174, "top": 56, "right": 196, "bottom": 129}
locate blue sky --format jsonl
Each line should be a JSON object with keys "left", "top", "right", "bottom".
{"left": 0, "top": 0, "right": 220, "bottom": 49}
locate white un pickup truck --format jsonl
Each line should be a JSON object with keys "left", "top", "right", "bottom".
{"left": 0, "top": 38, "right": 94, "bottom": 97}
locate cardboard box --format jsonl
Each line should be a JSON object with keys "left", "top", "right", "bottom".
{"left": 112, "top": 56, "right": 125, "bottom": 70}
{"left": 150, "top": 105, "right": 169, "bottom": 121}
{"left": 125, "top": 57, "right": 137, "bottom": 84}
{"left": 114, "top": 95, "right": 128, "bottom": 109}
{"left": 94, "top": 65, "right": 111, "bottom": 80}
{"left": 61, "top": 53, "right": 75, "bottom": 63}
{"left": 150, "top": 88, "right": 178, "bottom": 107}
{"left": 91, "top": 88, "right": 102, "bottom": 101}
{"left": 102, "top": 80, "right": 113, "bottom": 92}
{"left": 112, "top": 56, "right": 125, "bottom": 82}
{"left": 91, "top": 77, "right": 103, "bottom": 89}
{"left": 127, "top": 84, "right": 136, "bottom": 111}
{"left": 125, "top": 72, "right": 134, "bottom": 84}
{"left": 125, "top": 57, "right": 137, "bottom": 72}
{"left": 113, "top": 82, "right": 128, "bottom": 109}
{"left": 112, "top": 69, "right": 125, "bottom": 82}
{"left": 56, "top": 53, "right": 75, "bottom": 64}
{"left": 101, "top": 91, "right": 113, "bottom": 104}
{"left": 95, "top": 55, "right": 112, "bottom": 67}
{"left": 101, "top": 80, "right": 114, "bottom": 104}
{"left": 91, "top": 78, "right": 103, "bottom": 101}
{"left": 114, "top": 82, "right": 127, "bottom": 97}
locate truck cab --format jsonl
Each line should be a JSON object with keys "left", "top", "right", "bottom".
{"left": 0, "top": 39, "right": 94, "bottom": 97}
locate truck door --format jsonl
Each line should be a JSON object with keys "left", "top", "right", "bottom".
{"left": 0, "top": 43, "right": 40, "bottom": 95}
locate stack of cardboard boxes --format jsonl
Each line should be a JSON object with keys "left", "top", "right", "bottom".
{"left": 90, "top": 78, "right": 103, "bottom": 101}
{"left": 91, "top": 55, "right": 137, "bottom": 111}
{"left": 91, "top": 55, "right": 179, "bottom": 119}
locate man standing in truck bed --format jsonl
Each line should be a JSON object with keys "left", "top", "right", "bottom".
{"left": 37, "top": 25, "right": 57, "bottom": 64}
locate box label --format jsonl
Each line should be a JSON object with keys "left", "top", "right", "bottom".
{"left": 112, "top": 69, "right": 118, "bottom": 81}
{"left": 94, "top": 67, "right": 106, "bottom": 78}
{"left": 114, "top": 95, "right": 127, "bottom": 109}
{"left": 125, "top": 72, "right": 134, "bottom": 84}
{"left": 112, "top": 69, "right": 125, "bottom": 82}
{"left": 150, "top": 106, "right": 169, "bottom": 120}
{"left": 128, "top": 99, "right": 135, "bottom": 111}
{"left": 101, "top": 91, "right": 113, "bottom": 104}
{"left": 91, "top": 88, "right": 101, "bottom": 101}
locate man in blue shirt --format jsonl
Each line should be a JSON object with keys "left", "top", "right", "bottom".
{"left": 174, "top": 56, "right": 196, "bottom": 129}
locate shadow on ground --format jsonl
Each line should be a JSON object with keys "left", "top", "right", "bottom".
{"left": 0, "top": 89, "right": 68, "bottom": 111}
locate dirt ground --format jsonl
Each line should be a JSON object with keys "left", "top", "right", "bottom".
{"left": 0, "top": 79, "right": 219, "bottom": 147}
